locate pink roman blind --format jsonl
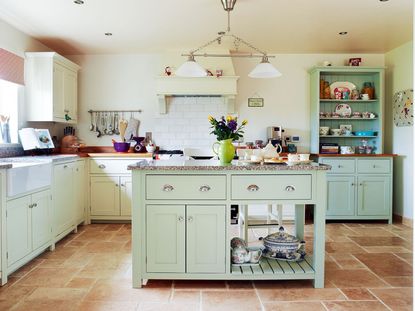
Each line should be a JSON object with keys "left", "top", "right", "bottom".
{"left": 0, "top": 48, "right": 24, "bottom": 85}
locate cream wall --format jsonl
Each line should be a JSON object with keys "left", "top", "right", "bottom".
{"left": 69, "top": 53, "right": 384, "bottom": 152}
{"left": 385, "top": 41, "right": 413, "bottom": 220}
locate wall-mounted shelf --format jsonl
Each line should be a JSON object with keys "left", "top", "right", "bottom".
{"left": 320, "top": 118, "right": 378, "bottom": 120}
{"left": 320, "top": 99, "right": 378, "bottom": 103}
{"left": 319, "top": 135, "right": 377, "bottom": 138}
{"left": 88, "top": 109, "right": 142, "bottom": 114}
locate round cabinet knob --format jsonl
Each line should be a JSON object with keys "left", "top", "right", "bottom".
{"left": 285, "top": 185, "right": 296, "bottom": 192}
{"left": 163, "top": 184, "right": 174, "bottom": 192}
{"left": 120, "top": 184, "right": 125, "bottom": 187}
{"left": 247, "top": 184, "right": 259, "bottom": 192}
{"left": 351, "top": 183, "right": 355, "bottom": 186}
{"left": 359, "top": 183, "right": 363, "bottom": 186}
{"left": 187, "top": 216, "right": 194, "bottom": 222}
{"left": 98, "top": 164, "right": 106, "bottom": 169}
{"left": 199, "top": 185, "right": 211, "bottom": 192}
{"left": 337, "top": 165, "right": 342, "bottom": 168}
{"left": 33, "top": 203, "right": 37, "bottom": 207}
{"left": 372, "top": 165, "right": 377, "bottom": 168}
{"left": 178, "top": 216, "right": 184, "bottom": 222}
{"left": 115, "top": 184, "right": 119, "bottom": 187}
{"left": 63, "top": 165, "right": 68, "bottom": 169}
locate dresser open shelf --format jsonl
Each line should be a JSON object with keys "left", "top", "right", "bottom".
{"left": 309, "top": 66, "right": 385, "bottom": 154}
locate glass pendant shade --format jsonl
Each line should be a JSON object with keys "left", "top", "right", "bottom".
{"left": 175, "top": 55, "right": 207, "bottom": 77}
{"left": 248, "top": 56, "right": 282, "bottom": 78}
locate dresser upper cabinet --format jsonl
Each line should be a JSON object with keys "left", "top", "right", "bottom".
{"left": 25, "top": 52, "right": 80, "bottom": 124}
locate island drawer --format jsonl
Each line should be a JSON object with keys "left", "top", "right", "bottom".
{"left": 231, "top": 175, "right": 312, "bottom": 200}
{"left": 357, "top": 159, "right": 391, "bottom": 174}
{"left": 320, "top": 159, "right": 355, "bottom": 174}
{"left": 90, "top": 159, "right": 139, "bottom": 174}
{"left": 146, "top": 175, "right": 226, "bottom": 200}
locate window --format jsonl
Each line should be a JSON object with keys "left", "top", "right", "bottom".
{"left": 0, "top": 79, "right": 20, "bottom": 144}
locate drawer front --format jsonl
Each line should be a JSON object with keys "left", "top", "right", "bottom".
{"left": 90, "top": 159, "right": 138, "bottom": 174}
{"left": 357, "top": 159, "right": 391, "bottom": 174}
{"left": 231, "top": 175, "right": 312, "bottom": 200}
{"left": 146, "top": 175, "right": 226, "bottom": 200}
{"left": 320, "top": 159, "right": 355, "bottom": 174}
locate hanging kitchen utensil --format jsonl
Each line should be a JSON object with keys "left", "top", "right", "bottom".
{"left": 119, "top": 119, "right": 128, "bottom": 142}
{"left": 96, "top": 112, "right": 102, "bottom": 138}
{"left": 114, "top": 113, "right": 120, "bottom": 135}
{"left": 89, "top": 112, "right": 94, "bottom": 131}
{"left": 107, "top": 112, "right": 114, "bottom": 135}
{"left": 102, "top": 112, "right": 108, "bottom": 135}
{"left": 124, "top": 117, "right": 140, "bottom": 141}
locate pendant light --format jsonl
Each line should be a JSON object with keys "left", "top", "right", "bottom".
{"left": 177, "top": 1, "right": 281, "bottom": 79}
{"left": 175, "top": 54, "right": 207, "bottom": 77}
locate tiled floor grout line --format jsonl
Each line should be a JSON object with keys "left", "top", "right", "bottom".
{"left": 367, "top": 288, "right": 394, "bottom": 311}
{"left": 252, "top": 281, "right": 266, "bottom": 311}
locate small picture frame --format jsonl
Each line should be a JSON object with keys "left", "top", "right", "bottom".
{"left": 248, "top": 98, "right": 264, "bottom": 107}
{"left": 349, "top": 58, "right": 362, "bottom": 66}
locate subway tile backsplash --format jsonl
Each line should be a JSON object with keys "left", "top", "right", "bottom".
{"left": 153, "top": 96, "right": 228, "bottom": 150}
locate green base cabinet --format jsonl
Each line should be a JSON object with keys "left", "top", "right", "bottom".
{"left": 146, "top": 204, "right": 225, "bottom": 274}
{"left": 320, "top": 157, "right": 393, "bottom": 223}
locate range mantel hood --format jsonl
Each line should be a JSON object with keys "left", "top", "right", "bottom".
{"left": 156, "top": 50, "right": 239, "bottom": 114}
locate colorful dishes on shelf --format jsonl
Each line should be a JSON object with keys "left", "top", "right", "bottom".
{"left": 334, "top": 103, "right": 352, "bottom": 117}
{"left": 329, "top": 82, "right": 356, "bottom": 99}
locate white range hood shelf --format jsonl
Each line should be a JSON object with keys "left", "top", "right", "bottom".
{"left": 156, "top": 76, "right": 239, "bottom": 114}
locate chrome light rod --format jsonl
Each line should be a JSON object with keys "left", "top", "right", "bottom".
{"left": 181, "top": 53, "right": 275, "bottom": 59}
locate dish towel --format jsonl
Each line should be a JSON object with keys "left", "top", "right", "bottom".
{"left": 124, "top": 118, "right": 140, "bottom": 141}
{"left": 0, "top": 115, "right": 11, "bottom": 143}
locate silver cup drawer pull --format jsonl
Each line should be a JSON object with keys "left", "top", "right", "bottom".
{"left": 163, "top": 184, "right": 174, "bottom": 192}
{"left": 285, "top": 185, "right": 296, "bottom": 192}
{"left": 199, "top": 185, "right": 211, "bottom": 192}
{"left": 98, "top": 164, "right": 106, "bottom": 169}
{"left": 247, "top": 184, "right": 260, "bottom": 192}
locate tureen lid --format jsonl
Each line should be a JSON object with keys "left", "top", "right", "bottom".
{"left": 263, "top": 226, "right": 300, "bottom": 244}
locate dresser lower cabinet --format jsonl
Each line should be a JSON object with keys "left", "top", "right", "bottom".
{"left": 146, "top": 204, "right": 226, "bottom": 274}
{"left": 320, "top": 157, "right": 392, "bottom": 223}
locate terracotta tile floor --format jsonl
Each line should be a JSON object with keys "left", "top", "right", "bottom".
{"left": 0, "top": 222, "right": 412, "bottom": 310}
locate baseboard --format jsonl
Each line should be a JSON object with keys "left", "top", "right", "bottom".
{"left": 393, "top": 214, "right": 413, "bottom": 227}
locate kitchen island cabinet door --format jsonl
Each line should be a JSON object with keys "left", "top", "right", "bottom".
{"left": 326, "top": 176, "right": 355, "bottom": 216}
{"left": 120, "top": 176, "right": 132, "bottom": 216}
{"left": 90, "top": 176, "right": 120, "bottom": 216}
{"left": 31, "top": 190, "right": 51, "bottom": 250}
{"left": 357, "top": 176, "right": 391, "bottom": 216}
{"left": 186, "top": 205, "right": 226, "bottom": 273}
{"left": 146, "top": 205, "right": 185, "bottom": 273}
{"left": 6, "top": 196, "right": 31, "bottom": 266}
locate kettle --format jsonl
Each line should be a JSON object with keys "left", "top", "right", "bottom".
{"left": 261, "top": 141, "right": 282, "bottom": 159}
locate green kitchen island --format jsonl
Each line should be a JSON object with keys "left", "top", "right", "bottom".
{"left": 129, "top": 160, "right": 330, "bottom": 288}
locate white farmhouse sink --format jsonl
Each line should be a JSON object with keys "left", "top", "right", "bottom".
{"left": 7, "top": 162, "right": 52, "bottom": 197}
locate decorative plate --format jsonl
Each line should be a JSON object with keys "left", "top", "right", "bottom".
{"left": 263, "top": 158, "right": 285, "bottom": 164}
{"left": 262, "top": 248, "right": 306, "bottom": 262}
{"left": 284, "top": 160, "right": 313, "bottom": 166}
{"left": 330, "top": 82, "right": 356, "bottom": 99}
{"left": 238, "top": 159, "right": 261, "bottom": 165}
{"left": 334, "top": 103, "right": 352, "bottom": 117}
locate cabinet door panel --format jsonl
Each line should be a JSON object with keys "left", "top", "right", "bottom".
{"left": 54, "top": 163, "right": 75, "bottom": 236}
{"left": 358, "top": 176, "right": 390, "bottom": 216}
{"left": 120, "top": 176, "right": 132, "bottom": 216}
{"left": 74, "top": 161, "right": 86, "bottom": 223}
{"left": 146, "top": 205, "right": 185, "bottom": 273}
{"left": 186, "top": 205, "right": 226, "bottom": 273}
{"left": 90, "top": 176, "right": 120, "bottom": 216}
{"left": 32, "top": 190, "right": 51, "bottom": 250}
{"left": 53, "top": 63, "right": 65, "bottom": 119}
{"left": 64, "top": 69, "right": 77, "bottom": 121}
{"left": 7, "top": 196, "right": 31, "bottom": 266}
{"left": 326, "top": 176, "right": 355, "bottom": 216}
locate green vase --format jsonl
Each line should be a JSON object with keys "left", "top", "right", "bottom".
{"left": 212, "top": 138, "right": 235, "bottom": 164}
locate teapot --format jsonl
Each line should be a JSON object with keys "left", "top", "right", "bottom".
{"left": 261, "top": 141, "right": 283, "bottom": 159}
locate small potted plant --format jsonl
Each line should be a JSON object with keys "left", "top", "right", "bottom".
{"left": 208, "top": 115, "right": 247, "bottom": 164}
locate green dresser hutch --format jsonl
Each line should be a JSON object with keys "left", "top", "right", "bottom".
{"left": 309, "top": 66, "right": 393, "bottom": 223}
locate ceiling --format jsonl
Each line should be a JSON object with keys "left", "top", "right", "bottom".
{"left": 0, "top": 0, "right": 412, "bottom": 55}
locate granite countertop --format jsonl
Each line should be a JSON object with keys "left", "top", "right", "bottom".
{"left": 128, "top": 159, "right": 331, "bottom": 171}
{"left": 88, "top": 153, "right": 153, "bottom": 158}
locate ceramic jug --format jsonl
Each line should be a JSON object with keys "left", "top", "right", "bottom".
{"left": 212, "top": 139, "right": 235, "bottom": 164}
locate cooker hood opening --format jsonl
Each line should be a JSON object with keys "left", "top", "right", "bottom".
{"left": 156, "top": 50, "right": 239, "bottom": 114}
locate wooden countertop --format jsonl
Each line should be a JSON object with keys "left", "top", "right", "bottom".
{"left": 88, "top": 153, "right": 152, "bottom": 158}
